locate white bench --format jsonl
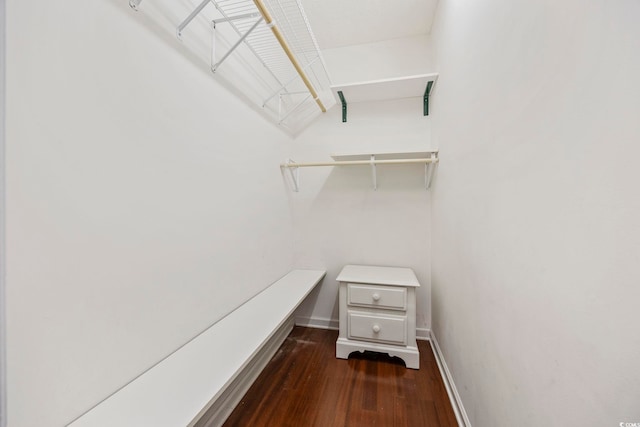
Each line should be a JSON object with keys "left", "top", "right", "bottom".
{"left": 68, "top": 269, "right": 326, "bottom": 427}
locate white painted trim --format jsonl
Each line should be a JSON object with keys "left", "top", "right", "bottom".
{"left": 416, "top": 327, "right": 431, "bottom": 340}
{"left": 429, "top": 330, "right": 472, "bottom": 427}
{"left": 294, "top": 315, "right": 339, "bottom": 331}
{"left": 194, "top": 317, "right": 295, "bottom": 427}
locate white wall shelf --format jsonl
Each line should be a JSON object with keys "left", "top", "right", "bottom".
{"left": 331, "top": 73, "right": 438, "bottom": 122}
{"left": 281, "top": 150, "right": 438, "bottom": 192}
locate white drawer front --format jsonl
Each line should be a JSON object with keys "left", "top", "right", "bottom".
{"left": 347, "top": 284, "right": 407, "bottom": 310}
{"left": 348, "top": 312, "right": 407, "bottom": 345}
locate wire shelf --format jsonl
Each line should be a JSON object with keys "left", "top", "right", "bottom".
{"left": 132, "top": 0, "right": 335, "bottom": 134}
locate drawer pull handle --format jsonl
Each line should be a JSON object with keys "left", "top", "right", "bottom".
{"left": 372, "top": 293, "right": 380, "bottom": 301}
{"left": 372, "top": 324, "right": 381, "bottom": 333}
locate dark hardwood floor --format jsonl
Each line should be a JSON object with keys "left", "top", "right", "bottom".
{"left": 222, "top": 326, "right": 458, "bottom": 427}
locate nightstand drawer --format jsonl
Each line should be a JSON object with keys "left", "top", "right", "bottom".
{"left": 348, "top": 312, "right": 407, "bottom": 345}
{"left": 347, "top": 283, "right": 407, "bottom": 310}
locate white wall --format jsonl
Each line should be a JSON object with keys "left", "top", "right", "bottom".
{"left": 292, "top": 36, "right": 435, "bottom": 333}
{"left": 292, "top": 100, "right": 433, "bottom": 331}
{"left": 5, "top": 1, "right": 294, "bottom": 426}
{"left": 321, "top": 34, "right": 434, "bottom": 84}
{"left": 430, "top": 1, "right": 640, "bottom": 426}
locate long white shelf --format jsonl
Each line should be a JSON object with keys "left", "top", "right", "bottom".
{"left": 281, "top": 150, "right": 438, "bottom": 192}
{"left": 68, "top": 270, "right": 326, "bottom": 427}
{"left": 331, "top": 150, "right": 438, "bottom": 161}
{"left": 331, "top": 73, "right": 438, "bottom": 104}
{"left": 330, "top": 73, "right": 438, "bottom": 122}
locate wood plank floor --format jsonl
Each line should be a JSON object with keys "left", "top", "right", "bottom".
{"left": 223, "top": 326, "right": 458, "bottom": 427}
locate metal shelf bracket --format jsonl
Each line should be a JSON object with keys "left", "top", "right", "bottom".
{"left": 211, "top": 16, "right": 263, "bottom": 72}
{"left": 425, "top": 152, "right": 437, "bottom": 189}
{"left": 263, "top": 57, "right": 320, "bottom": 108}
{"left": 285, "top": 159, "right": 300, "bottom": 192}
{"left": 370, "top": 155, "right": 377, "bottom": 190}
{"left": 278, "top": 93, "right": 312, "bottom": 125}
{"left": 177, "top": 0, "right": 211, "bottom": 38}
{"left": 423, "top": 80, "right": 434, "bottom": 116}
{"left": 338, "top": 91, "right": 347, "bottom": 123}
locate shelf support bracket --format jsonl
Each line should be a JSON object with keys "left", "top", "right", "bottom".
{"left": 212, "top": 12, "right": 261, "bottom": 25}
{"left": 371, "top": 155, "right": 377, "bottom": 191}
{"left": 284, "top": 159, "right": 300, "bottom": 192}
{"left": 129, "top": 0, "right": 143, "bottom": 11}
{"left": 423, "top": 80, "right": 434, "bottom": 116}
{"left": 338, "top": 91, "right": 347, "bottom": 123}
{"left": 425, "top": 152, "right": 437, "bottom": 189}
{"left": 263, "top": 56, "right": 320, "bottom": 107}
{"left": 179, "top": 3, "right": 260, "bottom": 38}
{"left": 212, "top": 17, "right": 263, "bottom": 72}
{"left": 177, "top": 0, "right": 211, "bottom": 38}
{"left": 278, "top": 93, "right": 312, "bottom": 124}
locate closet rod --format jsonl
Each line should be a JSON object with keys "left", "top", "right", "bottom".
{"left": 281, "top": 158, "right": 438, "bottom": 168}
{"left": 252, "top": 0, "right": 327, "bottom": 113}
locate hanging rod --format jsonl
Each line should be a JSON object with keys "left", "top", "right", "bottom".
{"left": 281, "top": 152, "right": 439, "bottom": 191}
{"left": 252, "top": 0, "right": 327, "bottom": 113}
{"left": 280, "top": 158, "right": 438, "bottom": 168}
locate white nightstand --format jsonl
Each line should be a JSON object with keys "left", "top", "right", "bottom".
{"left": 336, "top": 264, "right": 420, "bottom": 369}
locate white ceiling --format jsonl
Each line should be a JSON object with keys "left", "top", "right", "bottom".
{"left": 299, "top": 0, "right": 439, "bottom": 50}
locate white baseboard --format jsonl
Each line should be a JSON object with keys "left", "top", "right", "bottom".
{"left": 429, "top": 330, "right": 472, "bottom": 427}
{"left": 194, "top": 317, "right": 295, "bottom": 427}
{"left": 416, "top": 327, "right": 431, "bottom": 340}
{"left": 295, "top": 315, "right": 339, "bottom": 331}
